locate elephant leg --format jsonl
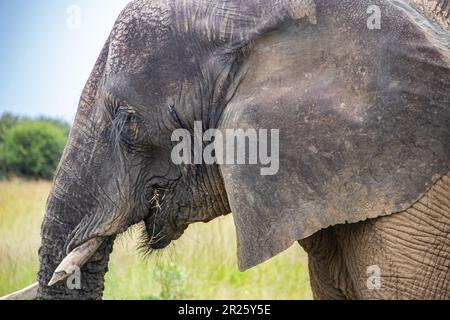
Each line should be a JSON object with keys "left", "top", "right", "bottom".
{"left": 299, "top": 229, "right": 356, "bottom": 300}
{"left": 300, "top": 173, "right": 450, "bottom": 300}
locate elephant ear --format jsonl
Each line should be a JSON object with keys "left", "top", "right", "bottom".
{"left": 218, "top": 0, "right": 450, "bottom": 271}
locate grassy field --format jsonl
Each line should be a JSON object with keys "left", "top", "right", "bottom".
{"left": 0, "top": 179, "right": 312, "bottom": 299}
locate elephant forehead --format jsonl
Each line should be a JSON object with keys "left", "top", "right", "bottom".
{"left": 104, "top": 0, "right": 318, "bottom": 74}
{"left": 107, "top": 0, "right": 173, "bottom": 74}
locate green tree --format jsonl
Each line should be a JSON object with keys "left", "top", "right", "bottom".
{"left": 36, "top": 116, "right": 71, "bottom": 136}
{"left": 0, "top": 113, "right": 21, "bottom": 143}
{"left": 0, "top": 121, "right": 67, "bottom": 179}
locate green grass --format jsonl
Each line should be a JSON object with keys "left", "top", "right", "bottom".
{"left": 0, "top": 180, "right": 312, "bottom": 299}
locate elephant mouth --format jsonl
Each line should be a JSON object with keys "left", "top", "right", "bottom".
{"left": 143, "top": 213, "right": 186, "bottom": 250}
{"left": 147, "top": 237, "right": 172, "bottom": 250}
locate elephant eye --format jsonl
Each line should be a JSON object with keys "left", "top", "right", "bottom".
{"left": 111, "top": 108, "right": 142, "bottom": 148}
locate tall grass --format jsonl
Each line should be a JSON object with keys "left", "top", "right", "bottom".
{"left": 0, "top": 180, "right": 312, "bottom": 299}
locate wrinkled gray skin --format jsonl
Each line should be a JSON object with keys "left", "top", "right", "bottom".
{"left": 38, "top": 0, "right": 450, "bottom": 299}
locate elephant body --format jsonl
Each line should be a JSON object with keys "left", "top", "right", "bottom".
{"left": 300, "top": 171, "right": 450, "bottom": 299}
{"left": 33, "top": 0, "right": 449, "bottom": 299}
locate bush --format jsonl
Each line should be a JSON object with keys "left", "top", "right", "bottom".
{"left": 35, "top": 116, "right": 71, "bottom": 136}
{"left": 0, "top": 121, "right": 68, "bottom": 180}
{"left": 0, "top": 113, "right": 21, "bottom": 143}
{"left": 144, "top": 262, "right": 189, "bottom": 300}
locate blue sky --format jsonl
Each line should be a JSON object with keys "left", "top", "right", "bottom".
{"left": 0, "top": 0, "right": 130, "bottom": 123}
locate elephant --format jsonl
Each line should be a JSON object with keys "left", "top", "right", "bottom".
{"left": 2, "top": 0, "right": 449, "bottom": 300}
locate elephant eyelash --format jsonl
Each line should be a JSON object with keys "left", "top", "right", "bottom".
{"left": 104, "top": 94, "right": 135, "bottom": 119}
{"left": 105, "top": 96, "right": 136, "bottom": 137}
{"left": 104, "top": 95, "right": 121, "bottom": 117}
{"left": 111, "top": 111, "right": 131, "bottom": 151}
{"left": 110, "top": 108, "right": 149, "bottom": 155}
{"left": 105, "top": 95, "right": 150, "bottom": 154}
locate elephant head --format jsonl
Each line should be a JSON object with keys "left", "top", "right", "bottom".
{"left": 3, "top": 0, "right": 449, "bottom": 300}
{"left": 33, "top": 0, "right": 317, "bottom": 299}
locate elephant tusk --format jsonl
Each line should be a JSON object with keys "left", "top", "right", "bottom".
{"left": 48, "top": 237, "right": 105, "bottom": 287}
{"left": 0, "top": 282, "right": 39, "bottom": 300}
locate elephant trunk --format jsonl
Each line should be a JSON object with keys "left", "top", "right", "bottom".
{"left": 36, "top": 110, "right": 115, "bottom": 299}
{"left": 1, "top": 38, "right": 113, "bottom": 300}
{"left": 37, "top": 157, "right": 114, "bottom": 299}
{"left": 38, "top": 199, "right": 114, "bottom": 300}
{"left": 35, "top": 36, "right": 119, "bottom": 299}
